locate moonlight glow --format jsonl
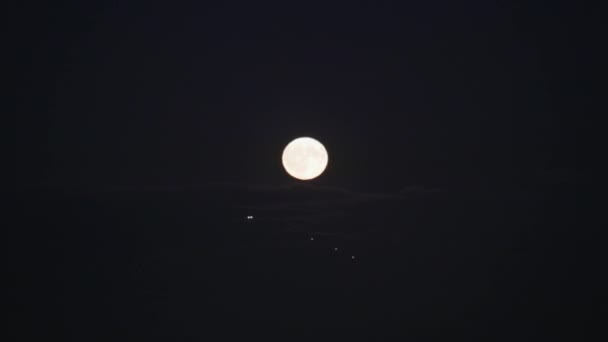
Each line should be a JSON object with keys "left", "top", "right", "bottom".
{"left": 282, "top": 137, "right": 328, "bottom": 180}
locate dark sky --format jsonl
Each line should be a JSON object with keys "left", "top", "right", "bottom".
{"left": 11, "top": 1, "right": 589, "bottom": 191}
{"left": 8, "top": 0, "right": 594, "bottom": 340}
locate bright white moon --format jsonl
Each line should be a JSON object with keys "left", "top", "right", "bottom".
{"left": 282, "top": 137, "right": 328, "bottom": 180}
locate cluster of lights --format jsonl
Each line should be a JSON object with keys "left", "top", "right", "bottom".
{"left": 309, "top": 236, "right": 355, "bottom": 261}
{"left": 245, "top": 215, "right": 356, "bottom": 261}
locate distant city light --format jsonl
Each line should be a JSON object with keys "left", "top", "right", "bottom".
{"left": 310, "top": 237, "right": 314, "bottom": 241}
{"left": 334, "top": 248, "right": 338, "bottom": 251}
{"left": 351, "top": 256, "right": 356, "bottom": 259}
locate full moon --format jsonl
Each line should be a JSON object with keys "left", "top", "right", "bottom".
{"left": 282, "top": 137, "right": 328, "bottom": 180}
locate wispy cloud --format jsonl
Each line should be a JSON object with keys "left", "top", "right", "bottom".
{"left": 215, "top": 182, "right": 441, "bottom": 233}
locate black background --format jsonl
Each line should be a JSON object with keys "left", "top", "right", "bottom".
{"left": 7, "top": 0, "right": 595, "bottom": 340}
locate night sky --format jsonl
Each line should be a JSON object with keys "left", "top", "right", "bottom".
{"left": 8, "top": 1, "right": 593, "bottom": 340}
